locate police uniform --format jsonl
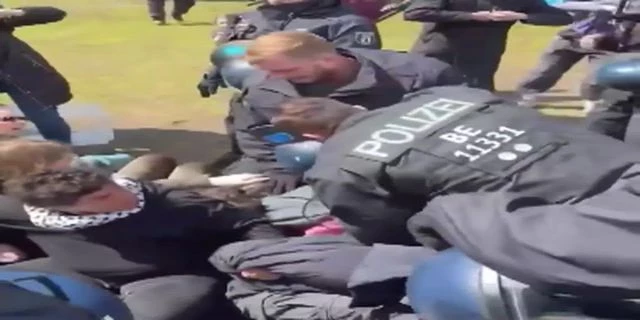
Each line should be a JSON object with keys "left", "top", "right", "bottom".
{"left": 211, "top": 0, "right": 382, "bottom": 49}
{"left": 228, "top": 48, "right": 463, "bottom": 176}
{"left": 404, "top": 0, "right": 571, "bottom": 91}
{"left": 305, "top": 86, "right": 640, "bottom": 250}
{"left": 200, "top": 0, "right": 382, "bottom": 172}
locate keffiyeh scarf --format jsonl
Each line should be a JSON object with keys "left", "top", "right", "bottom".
{"left": 24, "top": 178, "right": 146, "bottom": 230}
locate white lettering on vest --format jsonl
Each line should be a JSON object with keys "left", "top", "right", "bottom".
{"left": 352, "top": 98, "right": 477, "bottom": 160}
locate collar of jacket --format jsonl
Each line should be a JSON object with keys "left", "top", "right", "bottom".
{"left": 324, "top": 48, "right": 382, "bottom": 96}
{"left": 258, "top": 0, "right": 341, "bottom": 20}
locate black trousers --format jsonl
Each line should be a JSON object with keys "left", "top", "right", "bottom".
{"left": 146, "top": 0, "right": 195, "bottom": 20}
{"left": 518, "top": 37, "right": 606, "bottom": 96}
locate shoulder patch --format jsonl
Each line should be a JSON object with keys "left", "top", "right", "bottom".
{"left": 354, "top": 31, "right": 375, "bottom": 46}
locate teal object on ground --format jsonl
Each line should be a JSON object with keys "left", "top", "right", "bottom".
{"left": 79, "top": 153, "right": 133, "bottom": 172}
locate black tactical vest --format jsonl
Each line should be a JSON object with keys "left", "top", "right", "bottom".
{"left": 339, "top": 87, "right": 568, "bottom": 196}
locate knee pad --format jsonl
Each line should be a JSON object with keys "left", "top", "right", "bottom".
{"left": 211, "top": 40, "right": 258, "bottom": 90}
{"left": 595, "top": 57, "right": 640, "bottom": 91}
{"left": 406, "top": 249, "right": 640, "bottom": 320}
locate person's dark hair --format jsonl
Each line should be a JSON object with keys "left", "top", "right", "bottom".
{"left": 3, "top": 169, "right": 112, "bottom": 207}
{"left": 271, "top": 97, "right": 362, "bottom": 137}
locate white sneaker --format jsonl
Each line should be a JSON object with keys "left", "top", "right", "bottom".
{"left": 583, "top": 100, "right": 604, "bottom": 113}
{"left": 518, "top": 93, "right": 539, "bottom": 107}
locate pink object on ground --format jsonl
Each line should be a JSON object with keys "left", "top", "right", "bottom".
{"left": 304, "top": 217, "right": 345, "bottom": 236}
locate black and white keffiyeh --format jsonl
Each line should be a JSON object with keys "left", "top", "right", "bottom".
{"left": 24, "top": 178, "right": 146, "bottom": 230}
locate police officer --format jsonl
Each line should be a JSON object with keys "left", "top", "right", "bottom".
{"left": 226, "top": 31, "right": 463, "bottom": 194}
{"left": 197, "top": 0, "right": 382, "bottom": 97}
{"left": 267, "top": 86, "right": 640, "bottom": 257}
{"left": 146, "top": 0, "right": 195, "bottom": 25}
{"left": 404, "top": 0, "right": 571, "bottom": 91}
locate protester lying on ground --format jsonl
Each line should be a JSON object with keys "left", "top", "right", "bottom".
{"left": 210, "top": 235, "right": 435, "bottom": 320}
{"left": 1, "top": 168, "right": 284, "bottom": 319}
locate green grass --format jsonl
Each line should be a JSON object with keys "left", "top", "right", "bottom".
{"left": 4, "top": 0, "right": 586, "bottom": 133}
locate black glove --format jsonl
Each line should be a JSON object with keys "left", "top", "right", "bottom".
{"left": 197, "top": 71, "right": 222, "bottom": 98}
{"left": 266, "top": 171, "right": 302, "bottom": 195}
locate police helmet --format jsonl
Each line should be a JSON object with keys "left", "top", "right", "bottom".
{"left": 219, "top": 59, "right": 258, "bottom": 90}
{"left": 0, "top": 271, "right": 133, "bottom": 320}
{"left": 247, "top": 124, "right": 322, "bottom": 172}
{"left": 595, "top": 56, "right": 640, "bottom": 91}
{"left": 210, "top": 40, "right": 252, "bottom": 68}
{"left": 407, "top": 249, "right": 640, "bottom": 320}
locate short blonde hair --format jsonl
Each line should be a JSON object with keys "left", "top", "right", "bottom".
{"left": 245, "top": 31, "right": 336, "bottom": 65}
{"left": 0, "top": 139, "right": 73, "bottom": 182}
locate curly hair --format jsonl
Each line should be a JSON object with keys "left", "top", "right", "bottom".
{"left": 0, "top": 139, "right": 73, "bottom": 183}
{"left": 3, "top": 169, "right": 111, "bottom": 207}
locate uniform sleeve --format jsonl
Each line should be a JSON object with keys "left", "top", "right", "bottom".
{"left": 165, "top": 189, "right": 284, "bottom": 241}
{"left": 0, "top": 7, "right": 66, "bottom": 28}
{"left": 310, "top": 173, "right": 419, "bottom": 246}
{"left": 408, "top": 179, "right": 640, "bottom": 296}
{"left": 234, "top": 87, "right": 297, "bottom": 170}
{"left": 329, "top": 17, "right": 382, "bottom": 49}
{"left": 410, "top": 56, "right": 465, "bottom": 90}
{"left": 403, "top": 0, "right": 476, "bottom": 23}
{"left": 521, "top": 0, "right": 572, "bottom": 26}
{"left": 231, "top": 289, "right": 418, "bottom": 320}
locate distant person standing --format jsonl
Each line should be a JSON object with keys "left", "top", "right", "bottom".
{"left": 146, "top": 0, "right": 196, "bottom": 25}
{"left": 0, "top": 6, "right": 72, "bottom": 143}
{"left": 404, "top": 0, "right": 572, "bottom": 91}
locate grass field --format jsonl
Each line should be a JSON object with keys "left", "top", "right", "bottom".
{"left": 4, "top": 0, "right": 588, "bottom": 160}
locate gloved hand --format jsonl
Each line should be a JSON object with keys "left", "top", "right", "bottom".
{"left": 197, "top": 71, "right": 222, "bottom": 98}
{"left": 266, "top": 171, "right": 303, "bottom": 195}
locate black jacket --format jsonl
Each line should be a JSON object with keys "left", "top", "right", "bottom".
{"left": 0, "top": 183, "right": 283, "bottom": 286}
{"left": 214, "top": 0, "right": 381, "bottom": 49}
{"left": 0, "top": 7, "right": 72, "bottom": 107}
{"left": 405, "top": 0, "right": 571, "bottom": 59}
{"left": 235, "top": 48, "right": 463, "bottom": 173}
{"left": 305, "top": 86, "right": 640, "bottom": 246}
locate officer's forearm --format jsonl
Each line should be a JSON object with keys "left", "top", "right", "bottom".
{"left": 522, "top": 7, "right": 573, "bottom": 26}
{"left": 404, "top": 7, "right": 477, "bottom": 22}
{"left": 0, "top": 7, "right": 66, "bottom": 28}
